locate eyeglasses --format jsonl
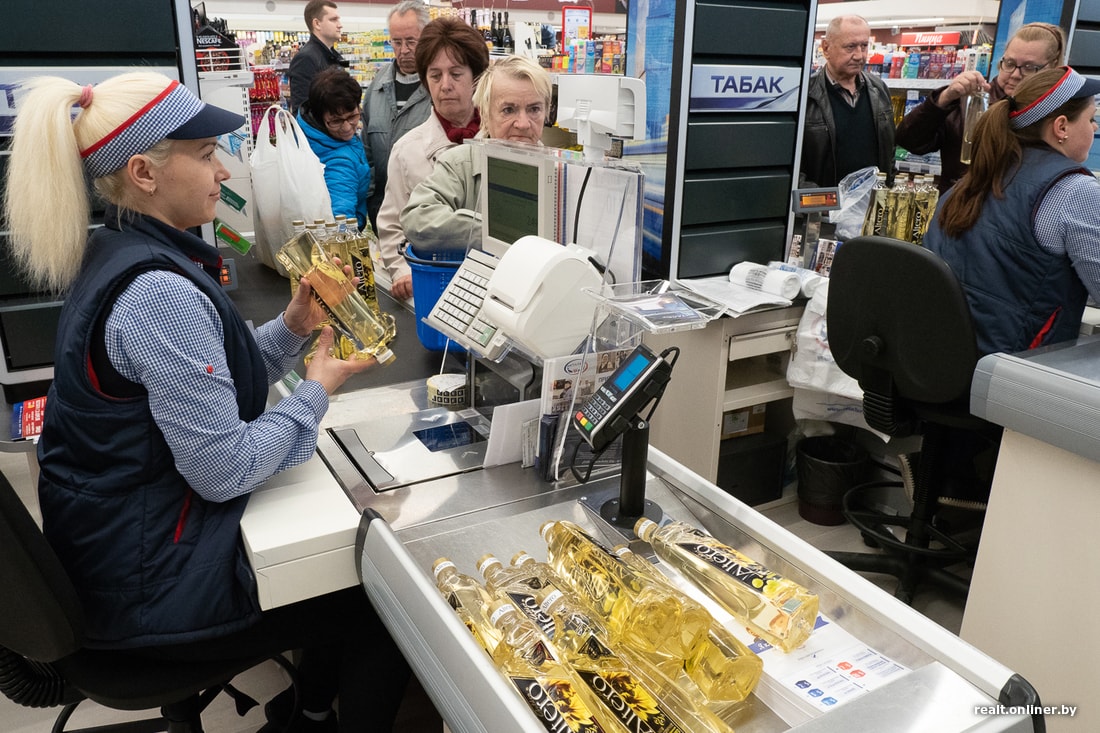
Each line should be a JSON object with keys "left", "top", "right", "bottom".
{"left": 391, "top": 38, "right": 418, "bottom": 50}
{"left": 998, "top": 58, "right": 1048, "bottom": 77}
{"left": 324, "top": 111, "right": 361, "bottom": 130}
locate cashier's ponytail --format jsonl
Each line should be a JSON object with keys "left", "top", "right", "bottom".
{"left": 3, "top": 72, "right": 175, "bottom": 292}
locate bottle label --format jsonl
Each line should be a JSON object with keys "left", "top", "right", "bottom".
{"left": 511, "top": 676, "right": 606, "bottom": 733}
{"left": 509, "top": 591, "right": 558, "bottom": 639}
{"left": 676, "top": 542, "right": 803, "bottom": 627}
{"left": 575, "top": 669, "right": 687, "bottom": 733}
{"left": 433, "top": 560, "right": 456, "bottom": 577}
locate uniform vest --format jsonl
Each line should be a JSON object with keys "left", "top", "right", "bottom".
{"left": 924, "top": 147, "right": 1091, "bottom": 356}
{"left": 38, "top": 207, "right": 267, "bottom": 648}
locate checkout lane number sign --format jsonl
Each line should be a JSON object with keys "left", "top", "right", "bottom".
{"left": 690, "top": 64, "right": 802, "bottom": 113}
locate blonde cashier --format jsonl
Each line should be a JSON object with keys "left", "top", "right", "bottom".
{"left": 2, "top": 72, "right": 409, "bottom": 732}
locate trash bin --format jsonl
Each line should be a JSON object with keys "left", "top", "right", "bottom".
{"left": 795, "top": 436, "right": 871, "bottom": 525}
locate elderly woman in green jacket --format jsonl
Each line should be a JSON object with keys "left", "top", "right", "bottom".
{"left": 400, "top": 55, "right": 552, "bottom": 255}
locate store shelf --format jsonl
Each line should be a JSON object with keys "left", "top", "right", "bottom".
{"left": 724, "top": 374, "right": 793, "bottom": 413}
{"left": 884, "top": 78, "right": 949, "bottom": 89}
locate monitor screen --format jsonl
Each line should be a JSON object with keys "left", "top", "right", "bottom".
{"left": 485, "top": 155, "right": 541, "bottom": 249}
{"left": 477, "top": 141, "right": 561, "bottom": 258}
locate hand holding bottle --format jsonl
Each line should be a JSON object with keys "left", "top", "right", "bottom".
{"left": 937, "top": 69, "right": 990, "bottom": 107}
{"left": 283, "top": 258, "right": 358, "bottom": 336}
{"left": 303, "top": 326, "right": 377, "bottom": 394}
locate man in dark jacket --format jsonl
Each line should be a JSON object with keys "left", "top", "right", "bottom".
{"left": 288, "top": 0, "right": 346, "bottom": 115}
{"left": 360, "top": 0, "right": 432, "bottom": 229}
{"left": 800, "top": 15, "right": 895, "bottom": 187}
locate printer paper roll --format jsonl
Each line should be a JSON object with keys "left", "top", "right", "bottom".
{"left": 729, "top": 262, "right": 801, "bottom": 299}
{"left": 767, "top": 261, "right": 824, "bottom": 298}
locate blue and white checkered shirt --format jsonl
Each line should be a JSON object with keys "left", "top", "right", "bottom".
{"left": 1034, "top": 172, "right": 1100, "bottom": 303}
{"left": 105, "top": 269, "right": 327, "bottom": 503}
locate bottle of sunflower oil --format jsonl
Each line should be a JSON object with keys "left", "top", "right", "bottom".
{"left": 431, "top": 558, "right": 502, "bottom": 656}
{"left": 538, "top": 521, "right": 709, "bottom": 671}
{"left": 611, "top": 544, "right": 762, "bottom": 703}
{"left": 635, "top": 518, "right": 818, "bottom": 652}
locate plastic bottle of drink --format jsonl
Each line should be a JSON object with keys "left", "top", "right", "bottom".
{"left": 344, "top": 218, "right": 385, "bottom": 321}
{"left": 276, "top": 230, "right": 396, "bottom": 364}
{"left": 486, "top": 600, "right": 620, "bottom": 733}
{"left": 634, "top": 518, "right": 819, "bottom": 653}
{"left": 432, "top": 558, "right": 503, "bottom": 655}
{"left": 490, "top": 550, "right": 695, "bottom": 682}
{"left": 539, "top": 521, "right": 709, "bottom": 667}
{"left": 611, "top": 544, "right": 762, "bottom": 703}
{"left": 526, "top": 587, "right": 737, "bottom": 733}
{"left": 960, "top": 90, "right": 988, "bottom": 165}
{"left": 886, "top": 174, "right": 915, "bottom": 242}
{"left": 913, "top": 175, "right": 939, "bottom": 245}
{"left": 860, "top": 171, "right": 890, "bottom": 237}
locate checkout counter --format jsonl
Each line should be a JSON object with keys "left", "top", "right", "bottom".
{"left": 241, "top": 373, "right": 1039, "bottom": 732}
{"left": 239, "top": 123, "right": 1038, "bottom": 732}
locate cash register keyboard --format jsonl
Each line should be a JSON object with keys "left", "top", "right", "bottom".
{"left": 426, "top": 249, "right": 507, "bottom": 359}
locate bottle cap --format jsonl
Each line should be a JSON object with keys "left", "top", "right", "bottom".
{"left": 432, "top": 558, "right": 455, "bottom": 576}
{"left": 477, "top": 554, "right": 502, "bottom": 577}
{"left": 374, "top": 347, "right": 395, "bottom": 365}
{"left": 635, "top": 517, "right": 657, "bottom": 539}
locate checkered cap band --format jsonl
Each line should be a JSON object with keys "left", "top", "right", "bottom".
{"left": 1010, "top": 68, "right": 1083, "bottom": 129}
{"left": 80, "top": 81, "right": 205, "bottom": 178}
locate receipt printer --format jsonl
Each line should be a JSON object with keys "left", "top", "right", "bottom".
{"left": 480, "top": 235, "right": 603, "bottom": 360}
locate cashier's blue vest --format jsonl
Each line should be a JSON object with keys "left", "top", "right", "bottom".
{"left": 924, "top": 147, "right": 1090, "bottom": 356}
{"left": 38, "top": 206, "right": 267, "bottom": 649}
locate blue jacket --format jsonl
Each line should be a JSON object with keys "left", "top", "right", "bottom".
{"left": 299, "top": 107, "right": 372, "bottom": 228}
{"left": 38, "top": 206, "right": 267, "bottom": 648}
{"left": 924, "top": 147, "right": 1091, "bottom": 356}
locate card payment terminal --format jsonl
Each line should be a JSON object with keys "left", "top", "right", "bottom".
{"left": 573, "top": 344, "right": 672, "bottom": 451}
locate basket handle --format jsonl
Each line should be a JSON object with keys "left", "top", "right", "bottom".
{"left": 402, "top": 242, "right": 464, "bottom": 268}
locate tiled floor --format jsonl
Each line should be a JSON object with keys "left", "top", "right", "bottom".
{"left": 1, "top": 445, "right": 969, "bottom": 733}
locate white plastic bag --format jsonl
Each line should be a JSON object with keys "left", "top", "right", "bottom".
{"left": 787, "top": 281, "right": 884, "bottom": 436}
{"left": 828, "top": 166, "right": 878, "bottom": 240}
{"left": 786, "top": 280, "right": 862, "bottom": 400}
{"left": 250, "top": 105, "right": 332, "bottom": 275}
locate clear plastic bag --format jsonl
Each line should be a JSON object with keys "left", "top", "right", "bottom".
{"left": 828, "top": 166, "right": 878, "bottom": 240}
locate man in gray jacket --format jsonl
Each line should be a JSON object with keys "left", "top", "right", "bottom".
{"left": 361, "top": 0, "right": 433, "bottom": 229}
{"left": 800, "top": 15, "right": 895, "bottom": 188}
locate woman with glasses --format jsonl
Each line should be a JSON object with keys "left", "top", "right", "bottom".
{"left": 297, "top": 67, "right": 371, "bottom": 228}
{"left": 375, "top": 17, "right": 490, "bottom": 300}
{"left": 401, "top": 55, "right": 553, "bottom": 257}
{"left": 897, "top": 22, "right": 1065, "bottom": 193}
{"left": 924, "top": 67, "right": 1100, "bottom": 356}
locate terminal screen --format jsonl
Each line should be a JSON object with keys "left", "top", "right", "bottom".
{"left": 486, "top": 156, "right": 540, "bottom": 247}
{"left": 612, "top": 351, "right": 653, "bottom": 392}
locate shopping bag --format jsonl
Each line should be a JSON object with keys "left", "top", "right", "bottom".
{"left": 249, "top": 105, "right": 332, "bottom": 275}
{"left": 828, "top": 165, "right": 878, "bottom": 240}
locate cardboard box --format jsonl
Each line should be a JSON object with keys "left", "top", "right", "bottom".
{"left": 721, "top": 403, "right": 766, "bottom": 439}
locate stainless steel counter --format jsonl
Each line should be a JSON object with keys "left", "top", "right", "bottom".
{"left": 308, "top": 381, "right": 1037, "bottom": 733}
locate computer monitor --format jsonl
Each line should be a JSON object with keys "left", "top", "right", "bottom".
{"left": 477, "top": 140, "right": 563, "bottom": 259}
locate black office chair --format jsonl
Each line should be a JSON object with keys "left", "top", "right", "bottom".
{"left": 825, "top": 235, "right": 1001, "bottom": 604}
{"left": 0, "top": 466, "right": 298, "bottom": 732}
